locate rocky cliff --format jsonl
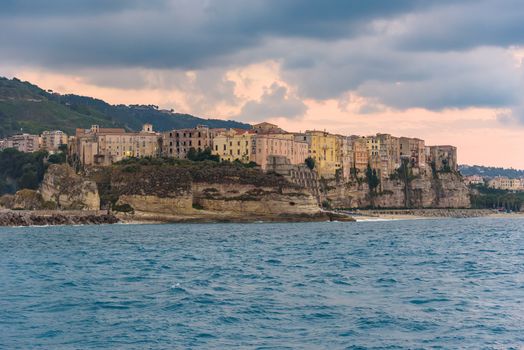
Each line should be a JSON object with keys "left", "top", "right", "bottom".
{"left": 322, "top": 171, "right": 470, "bottom": 209}
{"left": 40, "top": 164, "right": 100, "bottom": 210}
{"left": 105, "top": 162, "right": 334, "bottom": 222}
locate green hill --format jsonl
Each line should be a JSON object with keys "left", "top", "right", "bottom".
{"left": 0, "top": 77, "right": 250, "bottom": 137}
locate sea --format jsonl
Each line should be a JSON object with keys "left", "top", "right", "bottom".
{"left": 1, "top": 218, "right": 523, "bottom": 349}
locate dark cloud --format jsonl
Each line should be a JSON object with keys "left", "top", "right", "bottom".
{"left": 394, "top": 0, "right": 524, "bottom": 51}
{"left": 237, "top": 83, "right": 307, "bottom": 121}
{"left": 0, "top": 0, "right": 446, "bottom": 69}
{"left": 2, "top": 0, "right": 524, "bottom": 118}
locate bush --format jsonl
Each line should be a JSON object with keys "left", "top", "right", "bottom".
{"left": 113, "top": 203, "right": 134, "bottom": 213}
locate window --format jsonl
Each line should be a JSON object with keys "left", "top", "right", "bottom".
{"left": 215, "top": 145, "right": 218, "bottom": 151}
{"left": 223, "top": 145, "right": 226, "bottom": 151}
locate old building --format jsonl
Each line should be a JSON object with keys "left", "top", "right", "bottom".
{"left": 487, "top": 177, "right": 524, "bottom": 191}
{"left": 399, "top": 137, "right": 426, "bottom": 170}
{"left": 251, "top": 132, "right": 308, "bottom": 170}
{"left": 427, "top": 145, "right": 458, "bottom": 172}
{"left": 303, "top": 130, "right": 341, "bottom": 178}
{"left": 212, "top": 129, "right": 256, "bottom": 162}
{"left": 376, "top": 133, "right": 400, "bottom": 178}
{"left": 4, "top": 134, "right": 40, "bottom": 153}
{"left": 349, "top": 136, "right": 369, "bottom": 178}
{"left": 464, "top": 175, "right": 484, "bottom": 186}
{"left": 72, "top": 124, "right": 160, "bottom": 166}
{"left": 365, "top": 135, "right": 382, "bottom": 177}
{"left": 40, "top": 130, "right": 68, "bottom": 153}
{"left": 162, "top": 125, "right": 215, "bottom": 159}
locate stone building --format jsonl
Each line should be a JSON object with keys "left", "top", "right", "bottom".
{"left": 376, "top": 133, "right": 400, "bottom": 178}
{"left": 399, "top": 137, "right": 426, "bottom": 170}
{"left": 162, "top": 125, "right": 216, "bottom": 159}
{"left": 349, "top": 136, "right": 369, "bottom": 178}
{"left": 427, "top": 145, "right": 458, "bottom": 172}
{"left": 71, "top": 124, "right": 160, "bottom": 166}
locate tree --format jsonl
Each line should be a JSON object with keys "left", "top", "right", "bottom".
{"left": 187, "top": 147, "right": 220, "bottom": 162}
{"left": 365, "top": 164, "right": 380, "bottom": 193}
{"left": 305, "top": 157, "right": 315, "bottom": 170}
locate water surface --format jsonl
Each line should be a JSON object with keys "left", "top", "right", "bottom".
{"left": 1, "top": 218, "right": 524, "bottom": 348}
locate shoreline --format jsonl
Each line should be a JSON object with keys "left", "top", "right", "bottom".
{"left": 346, "top": 209, "right": 524, "bottom": 221}
{"left": 1, "top": 208, "right": 522, "bottom": 227}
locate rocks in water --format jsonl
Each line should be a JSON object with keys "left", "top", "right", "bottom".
{"left": 0, "top": 210, "right": 119, "bottom": 226}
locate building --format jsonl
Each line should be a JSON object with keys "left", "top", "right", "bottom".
{"left": 162, "top": 125, "right": 214, "bottom": 159}
{"left": 4, "top": 134, "right": 40, "bottom": 153}
{"left": 72, "top": 124, "right": 160, "bottom": 166}
{"left": 399, "top": 137, "right": 426, "bottom": 170}
{"left": 251, "top": 132, "right": 309, "bottom": 170}
{"left": 338, "top": 136, "right": 354, "bottom": 181}
{"left": 464, "top": 175, "right": 484, "bottom": 186}
{"left": 376, "top": 134, "right": 400, "bottom": 178}
{"left": 252, "top": 122, "right": 285, "bottom": 134}
{"left": 40, "top": 130, "right": 68, "bottom": 152}
{"left": 365, "top": 135, "right": 382, "bottom": 177}
{"left": 304, "top": 130, "right": 341, "bottom": 178}
{"left": 212, "top": 129, "right": 255, "bottom": 162}
{"left": 427, "top": 145, "right": 458, "bottom": 172}
{"left": 487, "top": 177, "right": 524, "bottom": 191}
{"left": 349, "top": 136, "right": 369, "bottom": 178}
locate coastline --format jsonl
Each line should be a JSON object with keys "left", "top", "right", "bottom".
{"left": 1, "top": 208, "right": 522, "bottom": 227}
{"left": 347, "top": 209, "right": 524, "bottom": 221}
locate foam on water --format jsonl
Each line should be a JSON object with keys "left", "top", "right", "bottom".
{"left": 1, "top": 218, "right": 524, "bottom": 348}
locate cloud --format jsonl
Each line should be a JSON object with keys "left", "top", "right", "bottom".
{"left": 237, "top": 83, "right": 307, "bottom": 121}
{"left": 0, "top": 0, "right": 447, "bottom": 70}
{"left": 2, "top": 0, "right": 524, "bottom": 125}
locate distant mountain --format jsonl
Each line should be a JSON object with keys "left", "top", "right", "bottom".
{"left": 459, "top": 165, "right": 524, "bottom": 178}
{"left": 0, "top": 77, "right": 250, "bottom": 137}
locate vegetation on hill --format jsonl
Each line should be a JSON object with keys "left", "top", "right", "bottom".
{"left": 0, "top": 77, "right": 250, "bottom": 137}
{"left": 459, "top": 165, "right": 524, "bottom": 178}
{"left": 0, "top": 148, "right": 62, "bottom": 195}
{"left": 470, "top": 184, "right": 523, "bottom": 211}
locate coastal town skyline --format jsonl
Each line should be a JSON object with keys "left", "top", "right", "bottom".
{"left": 2, "top": 0, "right": 524, "bottom": 169}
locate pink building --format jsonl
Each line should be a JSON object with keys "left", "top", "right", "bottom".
{"left": 251, "top": 133, "right": 308, "bottom": 170}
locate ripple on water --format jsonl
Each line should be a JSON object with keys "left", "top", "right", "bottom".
{"left": 1, "top": 218, "right": 523, "bottom": 348}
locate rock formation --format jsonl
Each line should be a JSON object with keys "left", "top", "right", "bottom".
{"left": 41, "top": 164, "right": 100, "bottom": 210}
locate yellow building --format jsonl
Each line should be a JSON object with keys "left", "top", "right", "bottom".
{"left": 365, "top": 136, "right": 382, "bottom": 176}
{"left": 212, "top": 129, "right": 255, "bottom": 162}
{"left": 304, "top": 130, "right": 341, "bottom": 178}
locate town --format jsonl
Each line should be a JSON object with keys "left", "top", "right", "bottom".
{"left": 1, "top": 122, "right": 523, "bottom": 192}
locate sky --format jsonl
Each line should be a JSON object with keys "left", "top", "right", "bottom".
{"left": 1, "top": 0, "right": 523, "bottom": 168}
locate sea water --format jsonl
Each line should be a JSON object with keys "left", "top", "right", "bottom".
{"left": 1, "top": 218, "right": 523, "bottom": 349}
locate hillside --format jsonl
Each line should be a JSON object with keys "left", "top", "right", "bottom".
{"left": 0, "top": 77, "right": 250, "bottom": 137}
{"left": 459, "top": 165, "right": 524, "bottom": 178}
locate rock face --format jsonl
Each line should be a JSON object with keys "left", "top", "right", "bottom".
{"left": 12, "top": 189, "right": 47, "bottom": 210}
{"left": 323, "top": 171, "right": 470, "bottom": 209}
{"left": 109, "top": 163, "right": 327, "bottom": 222}
{"left": 41, "top": 164, "right": 100, "bottom": 210}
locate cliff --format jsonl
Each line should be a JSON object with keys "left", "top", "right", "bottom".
{"left": 100, "top": 162, "right": 338, "bottom": 222}
{"left": 40, "top": 164, "right": 100, "bottom": 210}
{"left": 322, "top": 171, "right": 470, "bottom": 209}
